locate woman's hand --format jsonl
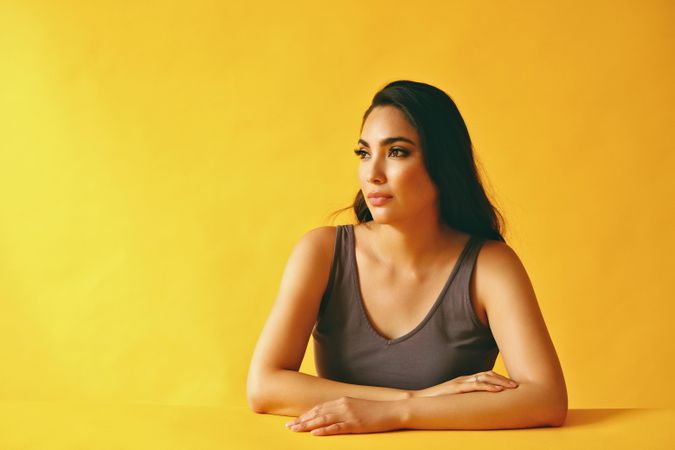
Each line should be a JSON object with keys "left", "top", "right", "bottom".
{"left": 284, "top": 396, "right": 404, "bottom": 436}
{"left": 413, "top": 370, "right": 519, "bottom": 398}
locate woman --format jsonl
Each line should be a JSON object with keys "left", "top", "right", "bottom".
{"left": 247, "top": 80, "right": 568, "bottom": 435}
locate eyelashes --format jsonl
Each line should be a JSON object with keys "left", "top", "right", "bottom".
{"left": 353, "top": 148, "right": 409, "bottom": 159}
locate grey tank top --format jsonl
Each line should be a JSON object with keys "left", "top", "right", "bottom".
{"left": 311, "top": 224, "right": 499, "bottom": 391}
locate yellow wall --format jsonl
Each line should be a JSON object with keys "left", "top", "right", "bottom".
{"left": 0, "top": 0, "right": 673, "bottom": 410}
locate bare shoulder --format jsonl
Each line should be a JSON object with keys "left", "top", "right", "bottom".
{"left": 473, "top": 238, "right": 535, "bottom": 310}
{"left": 476, "top": 239, "right": 522, "bottom": 270}
{"left": 300, "top": 225, "right": 337, "bottom": 246}
{"left": 282, "top": 225, "right": 338, "bottom": 295}
{"left": 295, "top": 225, "right": 337, "bottom": 263}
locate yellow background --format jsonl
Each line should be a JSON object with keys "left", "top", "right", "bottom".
{"left": 1, "top": 0, "right": 674, "bottom": 446}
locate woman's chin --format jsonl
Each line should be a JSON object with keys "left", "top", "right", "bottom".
{"left": 370, "top": 213, "right": 395, "bottom": 224}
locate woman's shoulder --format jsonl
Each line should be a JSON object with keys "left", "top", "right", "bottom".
{"left": 473, "top": 237, "right": 522, "bottom": 281}
{"left": 302, "top": 225, "right": 338, "bottom": 242}
{"left": 296, "top": 225, "right": 338, "bottom": 262}
{"left": 473, "top": 238, "right": 529, "bottom": 305}
{"left": 475, "top": 238, "right": 519, "bottom": 266}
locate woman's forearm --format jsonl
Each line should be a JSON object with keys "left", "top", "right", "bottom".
{"left": 248, "top": 370, "right": 412, "bottom": 417}
{"left": 395, "top": 382, "right": 567, "bottom": 430}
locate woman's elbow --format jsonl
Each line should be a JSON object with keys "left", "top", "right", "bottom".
{"left": 246, "top": 376, "right": 268, "bottom": 414}
{"left": 545, "top": 404, "right": 568, "bottom": 427}
{"left": 247, "top": 389, "right": 270, "bottom": 414}
{"left": 544, "top": 387, "right": 568, "bottom": 427}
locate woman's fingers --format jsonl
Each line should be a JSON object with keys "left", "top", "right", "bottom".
{"left": 455, "top": 380, "right": 500, "bottom": 393}
{"left": 289, "top": 413, "right": 338, "bottom": 432}
{"left": 465, "top": 371, "right": 519, "bottom": 390}
{"left": 485, "top": 370, "right": 519, "bottom": 387}
{"left": 311, "top": 422, "right": 347, "bottom": 436}
{"left": 469, "top": 380, "right": 503, "bottom": 392}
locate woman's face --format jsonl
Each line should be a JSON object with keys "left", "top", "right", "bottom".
{"left": 356, "top": 105, "right": 439, "bottom": 224}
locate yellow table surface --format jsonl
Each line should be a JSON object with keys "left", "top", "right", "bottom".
{"left": 0, "top": 402, "right": 673, "bottom": 449}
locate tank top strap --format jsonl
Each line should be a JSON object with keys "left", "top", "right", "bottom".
{"left": 446, "top": 235, "right": 491, "bottom": 330}
{"left": 318, "top": 224, "right": 348, "bottom": 318}
{"left": 451, "top": 236, "right": 488, "bottom": 292}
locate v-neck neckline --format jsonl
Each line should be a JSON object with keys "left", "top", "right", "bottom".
{"left": 347, "top": 224, "right": 475, "bottom": 345}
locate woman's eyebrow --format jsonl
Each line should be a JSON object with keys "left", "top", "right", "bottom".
{"left": 358, "top": 136, "right": 416, "bottom": 147}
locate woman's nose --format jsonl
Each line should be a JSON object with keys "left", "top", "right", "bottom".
{"left": 366, "top": 158, "right": 386, "bottom": 183}
{"left": 367, "top": 171, "right": 385, "bottom": 184}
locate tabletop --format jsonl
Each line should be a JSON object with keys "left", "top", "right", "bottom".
{"left": 0, "top": 401, "right": 673, "bottom": 449}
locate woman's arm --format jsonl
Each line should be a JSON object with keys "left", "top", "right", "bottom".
{"left": 247, "top": 226, "right": 413, "bottom": 416}
{"left": 390, "top": 240, "right": 567, "bottom": 429}
{"left": 251, "top": 369, "right": 411, "bottom": 417}
{"left": 394, "top": 380, "right": 564, "bottom": 430}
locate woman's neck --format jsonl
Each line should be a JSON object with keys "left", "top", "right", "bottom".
{"left": 363, "top": 218, "right": 460, "bottom": 272}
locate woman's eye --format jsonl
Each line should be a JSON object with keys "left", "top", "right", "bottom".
{"left": 389, "top": 147, "right": 407, "bottom": 157}
{"left": 354, "top": 149, "right": 368, "bottom": 159}
{"left": 352, "top": 148, "right": 408, "bottom": 159}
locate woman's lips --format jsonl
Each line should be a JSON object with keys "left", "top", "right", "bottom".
{"left": 369, "top": 196, "right": 392, "bottom": 206}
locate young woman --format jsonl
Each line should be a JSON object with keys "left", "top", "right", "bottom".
{"left": 247, "top": 80, "right": 568, "bottom": 435}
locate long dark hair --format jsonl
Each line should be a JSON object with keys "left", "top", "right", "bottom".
{"left": 329, "top": 80, "right": 506, "bottom": 242}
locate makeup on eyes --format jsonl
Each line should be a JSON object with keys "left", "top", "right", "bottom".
{"left": 353, "top": 147, "right": 410, "bottom": 159}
